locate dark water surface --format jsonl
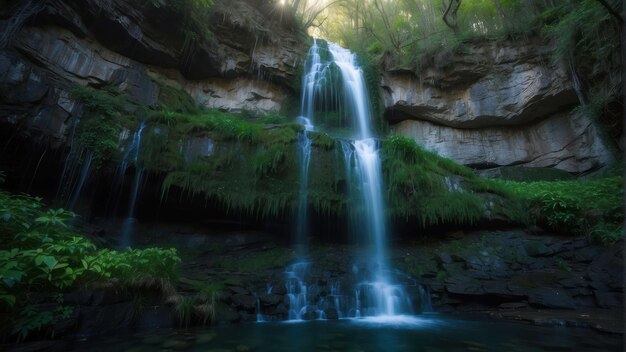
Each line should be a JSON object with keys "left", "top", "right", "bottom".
{"left": 71, "top": 315, "right": 622, "bottom": 351}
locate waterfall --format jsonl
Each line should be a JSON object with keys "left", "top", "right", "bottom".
{"left": 327, "top": 43, "right": 412, "bottom": 317}
{"left": 294, "top": 39, "right": 325, "bottom": 254}
{"left": 278, "top": 40, "right": 417, "bottom": 322}
{"left": 285, "top": 262, "right": 312, "bottom": 320}
{"left": 67, "top": 150, "right": 93, "bottom": 211}
{"left": 294, "top": 116, "right": 313, "bottom": 253}
{"left": 119, "top": 122, "right": 146, "bottom": 248}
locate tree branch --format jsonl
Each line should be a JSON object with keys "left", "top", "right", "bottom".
{"left": 595, "top": 0, "right": 623, "bottom": 24}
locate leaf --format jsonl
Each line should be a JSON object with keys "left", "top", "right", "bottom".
{"left": 0, "top": 294, "right": 16, "bottom": 306}
{"left": 41, "top": 256, "right": 58, "bottom": 270}
{"left": 53, "top": 263, "right": 69, "bottom": 270}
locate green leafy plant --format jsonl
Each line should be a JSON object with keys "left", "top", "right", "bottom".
{"left": 497, "top": 175, "right": 623, "bottom": 243}
{"left": 0, "top": 189, "right": 181, "bottom": 340}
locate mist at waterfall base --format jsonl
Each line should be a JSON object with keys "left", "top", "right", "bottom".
{"left": 74, "top": 317, "right": 622, "bottom": 352}
{"left": 280, "top": 40, "right": 426, "bottom": 323}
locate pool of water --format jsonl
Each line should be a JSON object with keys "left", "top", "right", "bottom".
{"left": 71, "top": 315, "right": 622, "bottom": 351}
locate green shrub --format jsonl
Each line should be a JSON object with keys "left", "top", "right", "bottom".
{"left": 497, "top": 176, "right": 623, "bottom": 243}
{"left": 0, "top": 190, "right": 181, "bottom": 340}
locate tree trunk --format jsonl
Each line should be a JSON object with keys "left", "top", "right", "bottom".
{"left": 442, "top": 0, "right": 461, "bottom": 34}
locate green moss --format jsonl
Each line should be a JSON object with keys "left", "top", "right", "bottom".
{"left": 253, "top": 144, "right": 288, "bottom": 177}
{"left": 161, "top": 143, "right": 296, "bottom": 219}
{"left": 139, "top": 128, "right": 183, "bottom": 172}
{"left": 309, "top": 131, "right": 336, "bottom": 150}
{"left": 381, "top": 135, "right": 489, "bottom": 225}
{"left": 70, "top": 85, "right": 131, "bottom": 168}
{"left": 497, "top": 175, "right": 623, "bottom": 243}
{"left": 155, "top": 81, "right": 199, "bottom": 114}
{"left": 261, "top": 125, "right": 299, "bottom": 145}
{"left": 481, "top": 166, "right": 574, "bottom": 182}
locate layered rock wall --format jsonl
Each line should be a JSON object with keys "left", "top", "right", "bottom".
{"left": 382, "top": 40, "right": 614, "bottom": 173}
{"left": 0, "top": 0, "right": 306, "bottom": 145}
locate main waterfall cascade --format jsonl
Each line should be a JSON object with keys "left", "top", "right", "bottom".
{"left": 272, "top": 40, "right": 429, "bottom": 322}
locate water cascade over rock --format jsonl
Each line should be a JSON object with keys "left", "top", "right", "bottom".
{"left": 276, "top": 40, "right": 424, "bottom": 322}
{"left": 119, "top": 122, "right": 146, "bottom": 248}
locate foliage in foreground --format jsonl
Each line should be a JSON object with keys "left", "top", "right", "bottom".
{"left": 0, "top": 190, "right": 181, "bottom": 340}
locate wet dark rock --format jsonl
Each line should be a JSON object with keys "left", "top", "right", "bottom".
{"left": 136, "top": 306, "right": 176, "bottom": 329}
{"left": 215, "top": 302, "right": 240, "bottom": 324}
{"left": 272, "top": 303, "right": 289, "bottom": 316}
{"left": 77, "top": 302, "right": 135, "bottom": 336}
{"left": 445, "top": 276, "right": 485, "bottom": 295}
{"left": 482, "top": 281, "right": 521, "bottom": 297}
{"left": 572, "top": 296, "right": 597, "bottom": 308}
{"left": 450, "top": 254, "right": 466, "bottom": 262}
{"left": 428, "top": 282, "right": 445, "bottom": 293}
{"left": 323, "top": 308, "right": 339, "bottom": 320}
{"left": 464, "top": 256, "right": 483, "bottom": 270}
{"left": 228, "top": 286, "right": 249, "bottom": 295}
{"left": 524, "top": 242, "right": 554, "bottom": 257}
{"left": 437, "top": 252, "right": 453, "bottom": 264}
{"left": 53, "top": 305, "right": 80, "bottom": 334}
{"left": 466, "top": 270, "right": 491, "bottom": 280}
{"left": 231, "top": 294, "right": 257, "bottom": 311}
{"left": 442, "top": 262, "right": 465, "bottom": 275}
{"left": 564, "top": 246, "right": 604, "bottom": 263}
{"left": 271, "top": 283, "right": 287, "bottom": 296}
{"left": 301, "top": 308, "right": 318, "bottom": 320}
{"left": 260, "top": 293, "right": 282, "bottom": 306}
{"left": 528, "top": 288, "right": 576, "bottom": 309}
{"left": 498, "top": 302, "right": 528, "bottom": 310}
{"left": 455, "top": 303, "right": 490, "bottom": 312}
{"left": 593, "top": 291, "right": 623, "bottom": 308}
{"left": 567, "top": 287, "right": 593, "bottom": 297}
{"left": 64, "top": 291, "right": 93, "bottom": 306}
{"left": 420, "top": 271, "right": 438, "bottom": 279}
{"left": 587, "top": 271, "right": 611, "bottom": 291}
{"left": 558, "top": 276, "right": 588, "bottom": 288}
{"left": 92, "top": 285, "right": 131, "bottom": 306}
{"left": 527, "top": 260, "right": 548, "bottom": 270}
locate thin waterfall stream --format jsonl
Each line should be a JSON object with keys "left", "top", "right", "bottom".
{"left": 119, "top": 122, "right": 146, "bottom": 248}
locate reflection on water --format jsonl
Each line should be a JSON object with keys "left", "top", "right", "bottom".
{"left": 70, "top": 316, "right": 622, "bottom": 352}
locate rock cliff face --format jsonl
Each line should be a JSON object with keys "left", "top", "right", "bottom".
{"left": 382, "top": 40, "right": 614, "bottom": 173}
{"left": 0, "top": 0, "right": 307, "bottom": 145}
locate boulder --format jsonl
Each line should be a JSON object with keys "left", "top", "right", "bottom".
{"left": 593, "top": 291, "right": 623, "bottom": 308}
{"left": 528, "top": 288, "right": 576, "bottom": 309}
{"left": 259, "top": 293, "right": 282, "bottom": 306}
{"left": 76, "top": 302, "right": 135, "bottom": 336}
{"left": 323, "top": 308, "right": 339, "bottom": 320}
{"left": 524, "top": 241, "right": 554, "bottom": 257}
{"left": 231, "top": 294, "right": 257, "bottom": 311}
{"left": 445, "top": 276, "right": 485, "bottom": 295}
